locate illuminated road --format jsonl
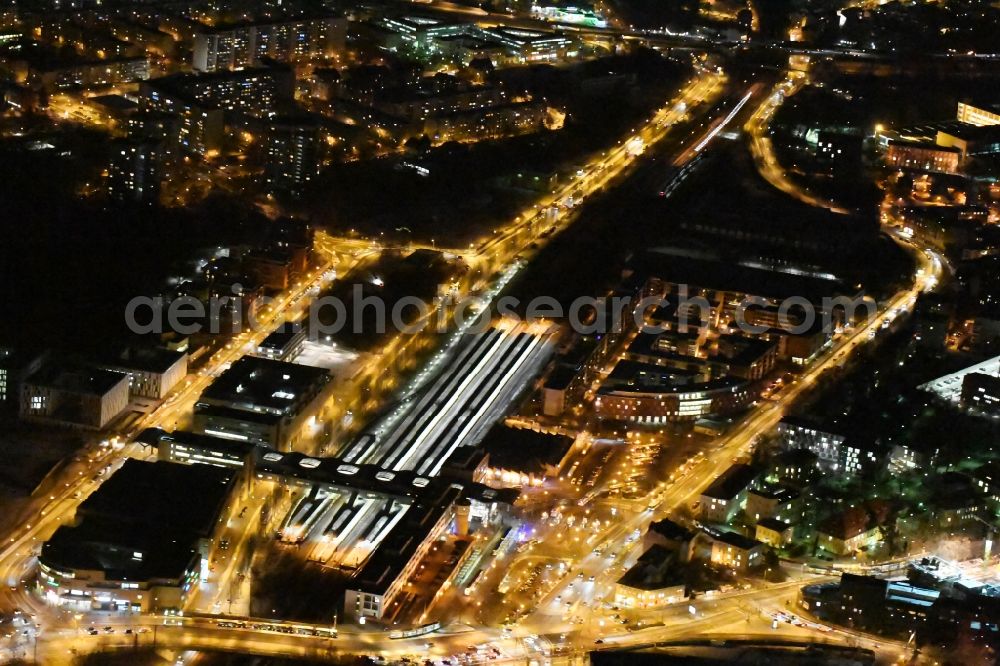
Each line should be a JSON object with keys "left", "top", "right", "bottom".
{"left": 0, "top": 50, "right": 942, "bottom": 665}
{"left": 0, "top": 233, "right": 375, "bottom": 625}
{"left": 12, "top": 574, "right": 913, "bottom": 666}
{"left": 745, "top": 67, "right": 852, "bottom": 215}
{"left": 476, "top": 69, "right": 726, "bottom": 262}
{"left": 0, "top": 65, "right": 734, "bottom": 661}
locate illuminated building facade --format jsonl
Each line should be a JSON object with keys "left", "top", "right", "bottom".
{"left": 264, "top": 117, "right": 322, "bottom": 194}
{"left": 885, "top": 139, "right": 961, "bottom": 174}
{"left": 193, "top": 16, "right": 346, "bottom": 72}
{"left": 36, "top": 460, "right": 238, "bottom": 613}
{"left": 192, "top": 356, "right": 332, "bottom": 450}
{"left": 98, "top": 346, "right": 187, "bottom": 400}
{"left": 817, "top": 502, "right": 894, "bottom": 556}
{"left": 699, "top": 463, "right": 760, "bottom": 524}
{"left": 957, "top": 100, "right": 1000, "bottom": 127}
{"left": 106, "top": 139, "right": 163, "bottom": 204}
{"left": 594, "top": 360, "right": 755, "bottom": 424}
{"left": 20, "top": 362, "right": 129, "bottom": 430}
{"left": 961, "top": 372, "right": 1000, "bottom": 415}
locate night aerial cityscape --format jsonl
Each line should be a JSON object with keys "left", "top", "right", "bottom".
{"left": 3, "top": 0, "right": 1000, "bottom": 666}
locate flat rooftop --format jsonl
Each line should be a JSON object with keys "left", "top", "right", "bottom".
{"left": 41, "top": 521, "right": 200, "bottom": 583}
{"left": 197, "top": 355, "right": 330, "bottom": 415}
{"left": 543, "top": 364, "right": 577, "bottom": 391}
{"left": 627, "top": 332, "right": 710, "bottom": 365}
{"left": 137, "top": 427, "right": 258, "bottom": 461}
{"left": 142, "top": 65, "right": 290, "bottom": 105}
{"left": 961, "top": 98, "right": 1000, "bottom": 113}
{"left": 919, "top": 355, "right": 1000, "bottom": 403}
{"left": 258, "top": 322, "right": 305, "bottom": 352}
{"left": 40, "top": 460, "right": 236, "bottom": 582}
{"left": 103, "top": 346, "right": 186, "bottom": 374}
{"left": 89, "top": 94, "right": 139, "bottom": 112}
{"left": 26, "top": 363, "right": 127, "bottom": 396}
{"left": 477, "top": 423, "right": 574, "bottom": 475}
{"left": 602, "top": 359, "right": 701, "bottom": 390}
{"left": 480, "top": 26, "right": 569, "bottom": 44}
{"left": 628, "top": 249, "right": 852, "bottom": 305}
{"left": 886, "top": 137, "right": 961, "bottom": 153}
{"left": 756, "top": 517, "right": 792, "bottom": 532}
{"left": 78, "top": 459, "right": 236, "bottom": 540}
{"left": 599, "top": 359, "right": 743, "bottom": 396}
{"left": 778, "top": 414, "right": 844, "bottom": 436}
{"left": 254, "top": 447, "right": 518, "bottom": 506}
{"left": 717, "top": 334, "right": 777, "bottom": 366}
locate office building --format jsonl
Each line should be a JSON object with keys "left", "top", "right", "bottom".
{"left": 368, "top": 15, "right": 470, "bottom": 60}
{"left": 531, "top": 3, "right": 608, "bottom": 27}
{"left": 921, "top": 354, "right": 1000, "bottom": 404}
{"left": 192, "top": 356, "right": 332, "bottom": 450}
{"left": 885, "top": 139, "right": 961, "bottom": 174}
{"left": 20, "top": 362, "right": 129, "bottom": 430}
{"left": 0, "top": 347, "right": 47, "bottom": 412}
{"left": 594, "top": 360, "right": 755, "bottom": 424}
{"left": 776, "top": 418, "right": 845, "bottom": 463}
{"left": 256, "top": 322, "right": 307, "bottom": 362}
{"left": 776, "top": 417, "right": 882, "bottom": 476}
{"left": 957, "top": 99, "right": 1000, "bottom": 127}
{"left": 98, "top": 346, "right": 187, "bottom": 400}
{"left": 741, "top": 306, "right": 830, "bottom": 364}
{"left": 628, "top": 249, "right": 861, "bottom": 339}
{"left": 139, "top": 428, "right": 258, "bottom": 471}
{"left": 37, "top": 460, "right": 237, "bottom": 613}
{"left": 476, "top": 26, "right": 575, "bottom": 63}
{"left": 888, "top": 441, "right": 939, "bottom": 474}
{"left": 714, "top": 335, "right": 778, "bottom": 381}
{"left": 935, "top": 123, "right": 1000, "bottom": 159}
{"left": 803, "top": 572, "right": 942, "bottom": 636}
{"left": 961, "top": 372, "right": 1000, "bottom": 415}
